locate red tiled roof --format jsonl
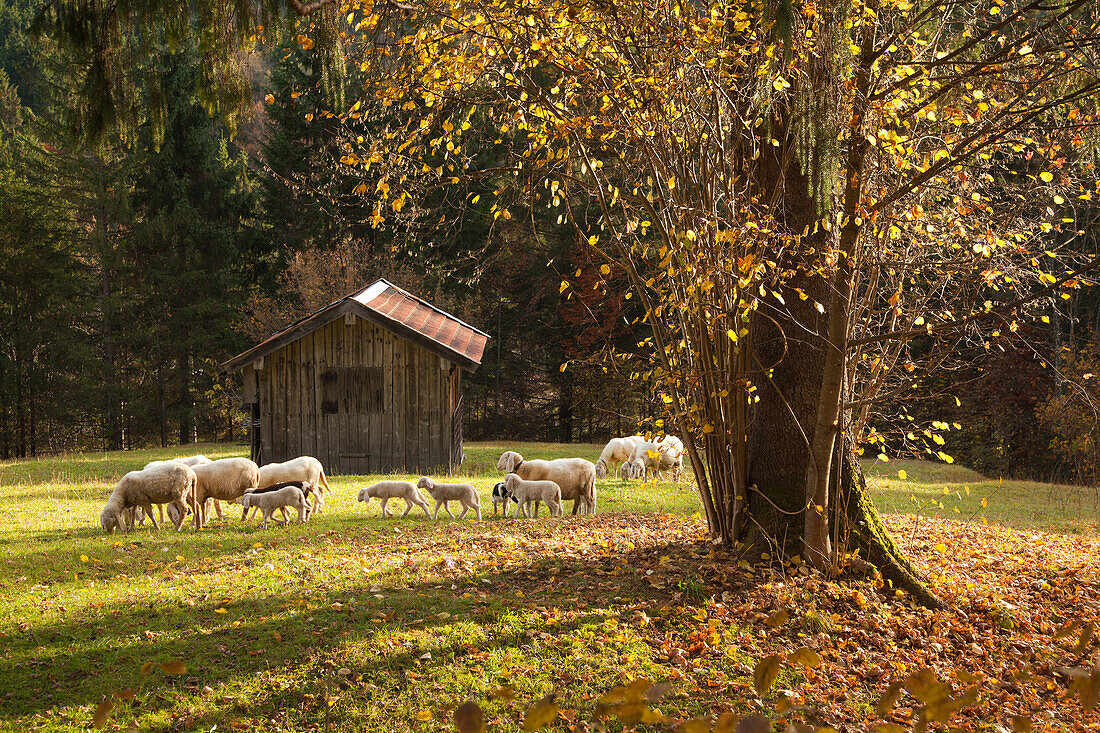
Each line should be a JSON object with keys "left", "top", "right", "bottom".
{"left": 223, "top": 279, "right": 489, "bottom": 372}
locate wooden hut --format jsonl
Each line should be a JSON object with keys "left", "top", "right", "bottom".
{"left": 223, "top": 279, "right": 488, "bottom": 475}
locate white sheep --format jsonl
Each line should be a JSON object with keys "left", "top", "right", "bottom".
{"left": 258, "top": 456, "right": 332, "bottom": 513}
{"left": 135, "top": 456, "right": 219, "bottom": 526}
{"left": 357, "top": 480, "right": 432, "bottom": 518}
{"left": 239, "top": 480, "right": 316, "bottom": 522}
{"left": 240, "top": 484, "right": 309, "bottom": 529}
{"left": 190, "top": 458, "right": 260, "bottom": 529}
{"left": 496, "top": 451, "right": 596, "bottom": 515}
{"left": 100, "top": 462, "right": 196, "bottom": 534}
{"left": 595, "top": 436, "right": 645, "bottom": 478}
{"left": 622, "top": 437, "right": 684, "bottom": 481}
{"left": 416, "top": 477, "right": 482, "bottom": 520}
{"left": 504, "top": 473, "right": 563, "bottom": 518}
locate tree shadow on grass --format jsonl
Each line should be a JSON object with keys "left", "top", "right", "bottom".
{"left": 1, "top": 517, "right": 730, "bottom": 730}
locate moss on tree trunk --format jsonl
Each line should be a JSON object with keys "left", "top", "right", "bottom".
{"left": 837, "top": 448, "right": 943, "bottom": 609}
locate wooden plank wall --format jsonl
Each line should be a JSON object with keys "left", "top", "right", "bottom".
{"left": 255, "top": 315, "right": 455, "bottom": 475}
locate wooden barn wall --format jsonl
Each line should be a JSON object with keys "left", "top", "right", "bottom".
{"left": 255, "top": 316, "right": 455, "bottom": 475}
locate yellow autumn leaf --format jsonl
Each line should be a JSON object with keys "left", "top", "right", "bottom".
{"left": 264, "top": 93, "right": 274, "bottom": 105}
{"left": 416, "top": 709, "right": 433, "bottom": 721}
{"left": 160, "top": 660, "right": 187, "bottom": 675}
{"left": 1040, "top": 171, "right": 1054, "bottom": 182}
{"left": 898, "top": 470, "right": 907, "bottom": 480}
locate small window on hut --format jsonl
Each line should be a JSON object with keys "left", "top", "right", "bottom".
{"left": 321, "top": 367, "right": 384, "bottom": 415}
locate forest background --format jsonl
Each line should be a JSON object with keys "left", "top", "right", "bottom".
{"left": 1, "top": 0, "right": 1098, "bottom": 487}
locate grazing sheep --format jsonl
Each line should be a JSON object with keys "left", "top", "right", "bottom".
{"left": 622, "top": 437, "right": 684, "bottom": 481}
{"left": 416, "top": 477, "right": 482, "bottom": 521}
{"left": 100, "top": 462, "right": 196, "bottom": 534}
{"left": 491, "top": 481, "right": 517, "bottom": 516}
{"left": 497, "top": 451, "right": 596, "bottom": 515}
{"left": 357, "top": 480, "right": 432, "bottom": 518}
{"left": 258, "top": 457, "right": 332, "bottom": 513}
{"left": 190, "top": 458, "right": 260, "bottom": 529}
{"left": 240, "top": 480, "right": 316, "bottom": 522}
{"left": 595, "top": 436, "right": 646, "bottom": 478}
{"left": 135, "top": 456, "right": 220, "bottom": 526}
{"left": 241, "top": 485, "right": 309, "bottom": 529}
{"left": 504, "top": 473, "right": 563, "bottom": 518}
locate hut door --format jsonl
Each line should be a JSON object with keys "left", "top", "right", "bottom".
{"left": 249, "top": 402, "right": 262, "bottom": 464}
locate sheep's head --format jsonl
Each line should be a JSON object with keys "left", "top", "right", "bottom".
{"left": 416, "top": 476, "right": 433, "bottom": 490}
{"left": 100, "top": 506, "right": 122, "bottom": 534}
{"left": 620, "top": 462, "right": 632, "bottom": 481}
{"left": 504, "top": 473, "right": 522, "bottom": 493}
{"left": 595, "top": 458, "right": 607, "bottom": 479}
{"left": 357, "top": 487, "right": 369, "bottom": 502}
{"left": 497, "top": 451, "right": 522, "bottom": 473}
{"left": 241, "top": 494, "right": 253, "bottom": 509}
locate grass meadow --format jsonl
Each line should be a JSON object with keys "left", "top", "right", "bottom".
{"left": 0, "top": 442, "right": 1098, "bottom": 731}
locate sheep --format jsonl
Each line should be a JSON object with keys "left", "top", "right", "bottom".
{"left": 491, "top": 481, "right": 517, "bottom": 517}
{"left": 190, "top": 458, "right": 260, "bottom": 529}
{"left": 240, "top": 484, "right": 309, "bottom": 529}
{"left": 100, "top": 462, "right": 195, "bottom": 534}
{"left": 594, "top": 436, "right": 646, "bottom": 478}
{"left": 258, "top": 457, "right": 332, "bottom": 513}
{"left": 416, "top": 477, "right": 482, "bottom": 521}
{"left": 357, "top": 480, "right": 432, "bottom": 518}
{"left": 134, "top": 456, "right": 219, "bottom": 526}
{"left": 239, "top": 480, "right": 316, "bottom": 522}
{"left": 504, "top": 473, "right": 563, "bottom": 518}
{"left": 496, "top": 451, "right": 596, "bottom": 515}
{"left": 622, "top": 437, "right": 684, "bottom": 481}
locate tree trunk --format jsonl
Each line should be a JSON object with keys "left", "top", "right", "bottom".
{"left": 178, "top": 350, "right": 193, "bottom": 445}
{"left": 836, "top": 443, "right": 943, "bottom": 609}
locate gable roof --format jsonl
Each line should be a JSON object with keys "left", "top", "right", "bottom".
{"left": 223, "top": 279, "right": 489, "bottom": 373}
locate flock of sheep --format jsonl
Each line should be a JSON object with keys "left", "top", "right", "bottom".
{"left": 97, "top": 434, "right": 684, "bottom": 534}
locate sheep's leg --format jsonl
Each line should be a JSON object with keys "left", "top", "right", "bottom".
{"left": 571, "top": 498, "right": 582, "bottom": 516}
{"left": 475, "top": 503, "right": 482, "bottom": 521}
{"left": 379, "top": 497, "right": 390, "bottom": 517}
{"left": 279, "top": 506, "right": 291, "bottom": 523}
{"left": 401, "top": 499, "right": 414, "bottom": 517}
{"left": 432, "top": 501, "right": 442, "bottom": 521}
{"left": 157, "top": 504, "right": 165, "bottom": 525}
{"left": 458, "top": 504, "right": 469, "bottom": 520}
{"left": 298, "top": 504, "right": 306, "bottom": 524}
{"left": 444, "top": 502, "right": 456, "bottom": 519}
{"left": 170, "top": 501, "right": 186, "bottom": 531}
{"left": 143, "top": 502, "right": 160, "bottom": 531}
{"left": 261, "top": 508, "right": 271, "bottom": 530}
{"left": 213, "top": 499, "right": 224, "bottom": 519}
{"left": 418, "top": 499, "right": 432, "bottom": 519}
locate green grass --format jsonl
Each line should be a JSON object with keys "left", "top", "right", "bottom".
{"left": 0, "top": 442, "right": 1095, "bottom": 731}
{"left": 862, "top": 457, "right": 1100, "bottom": 535}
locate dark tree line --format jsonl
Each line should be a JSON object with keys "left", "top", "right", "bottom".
{"left": 3, "top": 0, "right": 1100, "bottom": 493}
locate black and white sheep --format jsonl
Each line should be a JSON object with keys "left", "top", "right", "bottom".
{"left": 491, "top": 481, "right": 517, "bottom": 516}
{"left": 416, "top": 477, "right": 482, "bottom": 520}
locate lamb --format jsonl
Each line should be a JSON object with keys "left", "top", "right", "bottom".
{"left": 595, "top": 436, "right": 646, "bottom": 478}
{"left": 240, "top": 484, "right": 309, "bottom": 529}
{"left": 240, "top": 480, "right": 316, "bottom": 522}
{"left": 504, "top": 473, "right": 563, "bottom": 518}
{"left": 357, "top": 480, "right": 432, "bottom": 518}
{"left": 190, "top": 457, "right": 260, "bottom": 529}
{"left": 491, "top": 481, "right": 517, "bottom": 516}
{"left": 100, "top": 462, "right": 195, "bottom": 534}
{"left": 416, "top": 477, "right": 482, "bottom": 521}
{"left": 257, "top": 456, "right": 332, "bottom": 513}
{"left": 496, "top": 451, "right": 596, "bottom": 515}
